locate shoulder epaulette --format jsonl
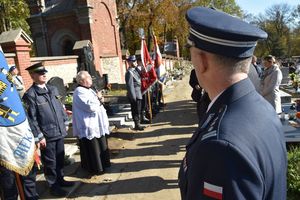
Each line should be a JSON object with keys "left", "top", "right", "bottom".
{"left": 201, "top": 105, "right": 227, "bottom": 141}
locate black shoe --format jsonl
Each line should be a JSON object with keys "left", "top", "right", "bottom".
{"left": 134, "top": 125, "right": 144, "bottom": 131}
{"left": 50, "top": 187, "right": 68, "bottom": 197}
{"left": 60, "top": 179, "right": 75, "bottom": 187}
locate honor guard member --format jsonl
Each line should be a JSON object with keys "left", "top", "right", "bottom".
{"left": 179, "top": 7, "right": 287, "bottom": 200}
{"left": 23, "top": 62, "right": 74, "bottom": 197}
{"left": 125, "top": 55, "right": 144, "bottom": 131}
{"left": 9, "top": 66, "right": 25, "bottom": 97}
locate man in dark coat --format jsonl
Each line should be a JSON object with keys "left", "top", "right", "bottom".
{"left": 189, "top": 69, "right": 210, "bottom": 124}
{"left": 179, "top": 7, "right": 287, "bottom": 200}
{"left": 23, "top": 62, "right": 74, "bottom": 197}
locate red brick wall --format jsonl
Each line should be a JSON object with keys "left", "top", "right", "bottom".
{"left": 5, "top": 54, "right": 16, "bottom": 66}
{"left": 3, "top": 41, "right": 79, "bottom": 90}
{"left": 26, "top": 56, "right": 79, "bottom": 89}
{"left": 90, "top": 0, "right": 122, "bottom": 76}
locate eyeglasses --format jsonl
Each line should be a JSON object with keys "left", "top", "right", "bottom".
{"left": 35, "top": 71, "right": 46, "bottom": 75}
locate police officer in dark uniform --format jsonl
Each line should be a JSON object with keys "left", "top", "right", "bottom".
{"left": 179, "top": 7, "right": 287, "bottom": 200}
{"left": 125, "top": 55, "right": 144, "bottom": 131}
{"left": 22, "top": 62, "right": 74, "bottom": 197}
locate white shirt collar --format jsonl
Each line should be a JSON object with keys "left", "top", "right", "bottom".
{"left": 206, "top": 90, "right": 225, "bottom": 113}
{"left": 36, "top": 84, "right": 47, "bottom": 89}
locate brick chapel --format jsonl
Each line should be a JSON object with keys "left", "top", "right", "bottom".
{"left": 26, "top": 0, "right": 124, "bottom": 83}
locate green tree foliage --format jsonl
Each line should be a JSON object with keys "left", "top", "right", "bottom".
{"left": 287, "top": 146, "right": 300, "bottom": 199}
{"left": 117, "top": 0, "right": 242, "bottom": 57}
{"left": 0, "top": 0, "right": 30, "bottom": 33}
{"left": 251, "top": 3, "right": 300, "bottom": 58}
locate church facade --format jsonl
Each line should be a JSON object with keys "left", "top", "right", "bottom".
{"left": 27, "top": 0, "right": 124, "bottom": 83}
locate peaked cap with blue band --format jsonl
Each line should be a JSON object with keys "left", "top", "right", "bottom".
{"left": 127, "top": 55, "right": 137, "bottom": 62}
{"left": 186, "top": 7, "right": 268, "bottom": 58}
{"left": 25, "top": 62, "right": 48, "bottom": 73}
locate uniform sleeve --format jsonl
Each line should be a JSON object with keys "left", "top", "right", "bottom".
{"left": 186, "top": 140, "right": 264, "bottom": 200}
{"left": 22, "top": 93, "right": 44, "bottom": 143}
{"left": 125, "top": 71, "right": 136, "bottom": 101}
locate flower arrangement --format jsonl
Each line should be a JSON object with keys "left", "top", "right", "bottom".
{"left": 290, "top": 73, "right": 300, "bottom": 91}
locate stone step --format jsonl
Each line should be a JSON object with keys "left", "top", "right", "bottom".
{"left": 108, "top": 116, "right": 126, "bottom": 127}
{"left": 114, "top": 110, "right": 132, "bottom": 121}
{"left": 123, "top": 120, "right": 135, "bottom": 128}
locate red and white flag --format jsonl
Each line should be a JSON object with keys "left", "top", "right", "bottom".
{"left": 140, "top": 39, "right": 157, "bottom": 94}
{"left": 153, "top": 34, "right": 163, "bottom": 69}
{"left": 203, "top": 181, "right": 223, "bottom": 200}
{"left": 141, "top": 39, "right": 152, "bottom": 72}
{"left": 152, "top": 34, "right": 166, "bottom": 82}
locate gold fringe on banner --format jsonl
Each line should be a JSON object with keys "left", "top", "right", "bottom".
{"left": 0, "top": 154, "right": 34, "bottom": 176}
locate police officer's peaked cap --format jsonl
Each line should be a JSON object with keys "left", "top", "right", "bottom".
{"left": 186, "top": 7, "right": 268, "bottom": 58}
{"left": 127, "top": 55, "right": 137, "bottom": 62}
{"left": 9, "top": 65, "right": 17, "bottom": 72}
{"left": 25, "top": 62, "right": 48, "bottom": 73}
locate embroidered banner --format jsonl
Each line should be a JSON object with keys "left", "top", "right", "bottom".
{"left": 140, "top": 39, "right": 157, "bottom": 94}
{"left": 0, "top": 48, "right": 35, "bottom": 176}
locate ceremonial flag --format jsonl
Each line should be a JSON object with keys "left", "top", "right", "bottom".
{"left": 140, "top": 39, "right": 157, "bottom": 94}
{"left": 152, "top": 33, "right": 166, "bottom": 83}
{"left": 153, "top": 34, "right": 163, "bottom": 69}
{"left": 0, "top": 47, "right": 35, "bottom": 176}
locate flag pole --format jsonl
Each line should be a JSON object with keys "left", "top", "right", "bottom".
{"left": 147, "top": 90, "right": 152, "bottom": 123}
{"left": 160, "top": 83, "right": 165, "bottom": 111}
{"left": 14, "top": 172, "right": 25, "bottom": 200}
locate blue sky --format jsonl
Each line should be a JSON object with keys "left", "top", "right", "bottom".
{"left": 236, "top": 0, "right": 299, "bottom": 15}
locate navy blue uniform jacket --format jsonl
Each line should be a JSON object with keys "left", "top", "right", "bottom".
{"left": 23, "top": 84, "right": 68, "bottom": 142}
{"left": 179, "top": 78, "right": 287, "bottom": 200}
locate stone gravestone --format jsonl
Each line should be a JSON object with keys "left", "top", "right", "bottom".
{"left": 47, "top": 76, "right": 67, "bottom": 103}
{"left": 281, "top": 67, "right": 290, "bottom": 85}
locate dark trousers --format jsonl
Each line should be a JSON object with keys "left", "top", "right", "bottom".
{"left": 41, "top": 138, "right": 65, "bottom": 188}
{"left": 21, "top": 165, "right": 39, "bottom": 200}
{"left": 129, "top": 99, "right": 142, "bottom": 123}
{"left": 0, "top": 165, "right": 38, "bottom": 200}
{"left": 0, "top": 166, "right": 17, "bottom": 200}
{"left": 141, "top": 94, "right": 147, "bottom": 114}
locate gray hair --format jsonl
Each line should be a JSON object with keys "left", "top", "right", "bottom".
{"left": 212, "top": 54, "right": 251, "bottom": 74}
{"left": 76, "top": 71, "right": 90, "bottom": 84}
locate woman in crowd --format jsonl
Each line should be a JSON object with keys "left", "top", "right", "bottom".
{"left": 260, "top": 55, "right": 283, "bottom": 113}
{"left": 72, "top": 71, "right": 111, "bottom": 174}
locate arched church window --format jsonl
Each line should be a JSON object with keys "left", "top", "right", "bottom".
{"left": 62, "top": 40, "right": 73, "bottom": 55}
